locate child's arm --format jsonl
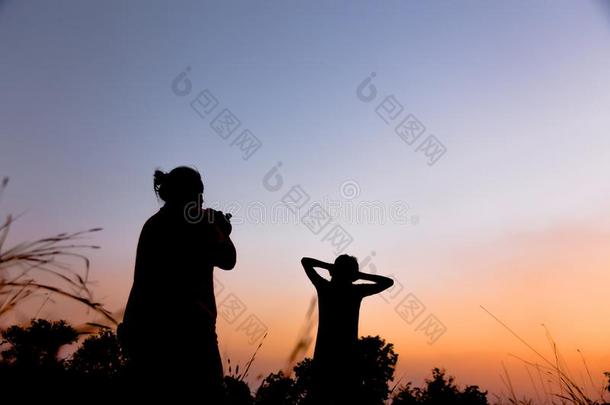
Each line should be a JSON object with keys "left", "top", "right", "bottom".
{"left": 301, "top": 257, "right": 331, "bottom": 288}
{"left": 355, "top": 272, "right": 394, "bottom": 297}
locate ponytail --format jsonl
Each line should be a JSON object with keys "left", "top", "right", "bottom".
{"left": 153, "top": 170, "right": 168, "bottom": 200}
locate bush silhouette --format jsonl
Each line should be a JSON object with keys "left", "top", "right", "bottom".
{"left": 0, "top": 319, "right": 79, "bottom": 399}
{"left": 0, "top": 318, "right": 605, "bottom": 404}
{"left": 392, "top": 368, "right": 488, "bottom": 405}
{"left": 255, "top": 335, "right": 397, "bottom": 404}
{"left": 67, "top": 330, "right": 128, "bottom": 378}
{"left": 255, "top": 371, "right": 299, "bottom": 404}
{"left": 1, "top": 319, "right": 78, "bottom": 370}
{"left": 357, "top": 335, "right": 399, "bottom": 404}
{"left": 225, "top": 375, "right": 254, "bottom": 405}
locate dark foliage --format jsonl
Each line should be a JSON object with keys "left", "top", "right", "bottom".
{"left": 1, "top": 319, "right": 78, "bottom": 369}
{"left": 392, "top": 368, "right": 488, "bottom": 405}
{"left": 357, "top": 335, "right": 399, "bottom": 404}
{"left": 67, "top": 329, "right": 128, "bottom": 377}
{"left": 225, "top": 375, "right": 255, "bottom": 405}
{"left": 0, "top": 319, "right": 605, "bottom": 404}
{"left": 255, "top": 371, "right": 299, "bottom": 404}
{"left": 0, "top": 319, "right": 80, "bottom": 400}
{"left": 255, "top": 335, "right": 397, "bottom": 404}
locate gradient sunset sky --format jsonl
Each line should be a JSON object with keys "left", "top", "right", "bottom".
{"left": 1, "top": 0, "right": 610, "bottom": 398}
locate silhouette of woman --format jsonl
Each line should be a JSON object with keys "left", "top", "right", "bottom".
{"left": 120, "top": 167, "right": 236, "bottom": 401}
{"left": 301, "top": 255, "right": 394, "bottom": 404}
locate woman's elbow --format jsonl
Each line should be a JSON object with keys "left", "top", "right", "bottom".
{"left": 217, "top": 255, "right": 236, "bottom": 270}
{"left": 216, "top": 241, "right": 236, "bottom": 270}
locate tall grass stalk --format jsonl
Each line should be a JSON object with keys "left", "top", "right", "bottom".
{"left": 482, "top": 306, "right": 608, "bottom": 405}
{"left": 0, "top": 177, "right": 116, "bottom": 327}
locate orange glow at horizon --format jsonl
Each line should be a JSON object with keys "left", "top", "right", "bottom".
{"left": 12, "top": 216, "right": 608, "bottom": 398}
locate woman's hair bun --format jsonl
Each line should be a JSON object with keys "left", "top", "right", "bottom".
{"left": 153, "top": 170, "right": 167, "bottom": 193}
{"left": 153, "top": 166, "right": 203, "bottom": 204}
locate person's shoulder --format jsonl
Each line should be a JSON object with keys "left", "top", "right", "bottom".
{"left": 141, "top": 209, "right": 166, "bottom": 232}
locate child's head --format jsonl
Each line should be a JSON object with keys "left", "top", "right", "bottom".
{"left": 330, "top": 254, "right": 359, "bottom": 283}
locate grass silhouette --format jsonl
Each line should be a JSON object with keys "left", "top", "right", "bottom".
{"left": 482, "top": 306, "right": 609, "bottom": 405}
{"left": 0, "top": 177, "right": 116, "bottom": 327}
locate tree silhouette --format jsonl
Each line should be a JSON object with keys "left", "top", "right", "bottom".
{"left": 0, "top": 319, "right": 78, "bottom": 370}
{"left": 292, "top": 358, "right": 315, "bottom": 403}
{"left": 0, "top": 319, "right": 79, "bottom": 399}
{"left": 357, "top": 335, "right": 399, "bottom": 404}
{"left": 255, "top": 371, "right": 298, "bottom": 404}
{"left": 391, "top": 382, "right": 419, "bottom": 405}
{"left": 392, "top": 368, "right": 488, "bottom": 405}
{"left": 255, "top": 336, "right": 397, "bottom": 404}
{"left": 67, "top": 330, "right": 128, "bottom": 378}
{"left": 224, "top": 375, "right": 254, "bottom": 405}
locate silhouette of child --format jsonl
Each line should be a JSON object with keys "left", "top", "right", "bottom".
{"left": 121, "top": 167, "right": 236, "bottom": 402}
{"left": 301, "top": 255, "right": 394, "bottom": 404}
